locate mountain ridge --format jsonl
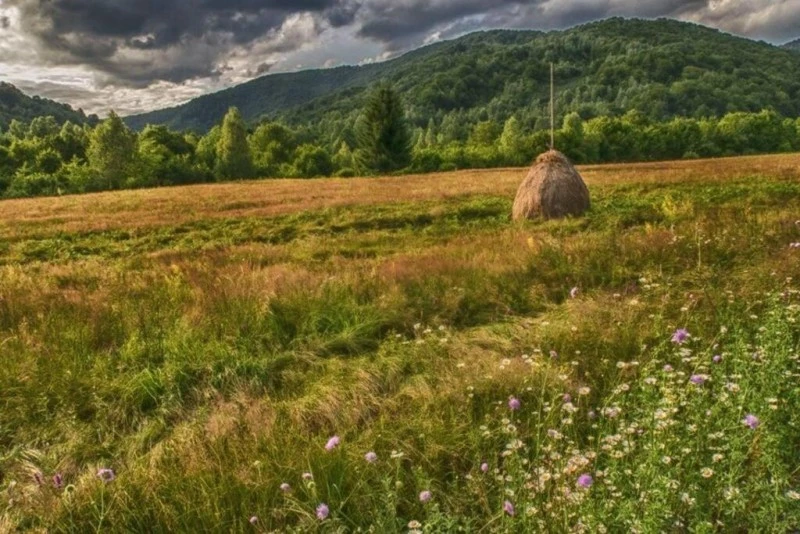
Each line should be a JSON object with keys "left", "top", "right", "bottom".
{"left": 115, "top": 18, "right": 800, "bottom": 132}
{"left": 0, "top": 82, "right": 97, "bottom": 130}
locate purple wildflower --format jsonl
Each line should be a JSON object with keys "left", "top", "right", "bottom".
{"left": 364, "top": 451, "right": 378, "bottom": 463}
{"left": 671, "top": 329, "right": 690, "bottom": 344}
{"left": 570, "top": 287, "right": 579, "bottom": 299}
{"left": 480, "top": 462, "right": 489, "bottom": 473}
{"left": 279, "top": 482, "right": 291, "bottom": 492}
{"left": 713, "top": 354, "right": 722, "bottom": 363}
{"left": 663, "top": 364, "right": 674, "bottom": 372}
{"left": 419, "top": 490, "right": 432, "bottom": 503}
{"left": 316, "top": 503, "right": 329, "bottom": 521}
{"left": 549, "top": 350, "right": 558, "bottom": 359}
{"left": 302, "top": 472, "right": 314, "bottom": 481}
{"left": 689, "top": 374, "right": 706, "bottom": 385}
{"left": 562, "top": 393, "right": 572, "bottom": 403}
{"left": 52, "top": 473, "right": 63, "bottom": 489}
{"left": 577, "top": 474, "right": 593, "bottom": 488}
{"left": 503, "top": 500, "right": 515, "bottom": 516}
{"left": 249, "top": 516, "right": 258, "bottom": 525}
{"left": 33, "top": 471, "right": 44, "bottom": 485}
{"left": 508, "top": 397, "right": 521, "bottom": 411}
{"left": 743, "top": 414, "right": 760, "bottom": 430}
{"left": 97, "top": 468, "right": 115, "bottom": 482}
{"left": 325, "top": 435, "right": 340, "bottom": 451}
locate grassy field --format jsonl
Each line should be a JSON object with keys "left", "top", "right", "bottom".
{"left": 1, "top": 154, "right": 799, "bottom": 532}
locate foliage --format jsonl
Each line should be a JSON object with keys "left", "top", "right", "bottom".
{"left": 87, "top": 111, "right": 137, "bottom": 190}
{"left": 215, "top": 107, "right": 253, "bottom": 180}
{"left": 354, "top": 84, "right": 412, "bottom": 174}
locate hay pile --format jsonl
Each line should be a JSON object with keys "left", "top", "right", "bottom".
{"left": 512, "top": 150, "right": 590, "bottom": 220}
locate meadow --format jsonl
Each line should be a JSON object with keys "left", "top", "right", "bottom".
{"left": 1, "top": 154, "right": 799, "bottom": 532}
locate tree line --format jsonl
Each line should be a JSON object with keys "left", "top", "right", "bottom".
{"left": 1, "top": 84, "right": 799, "bottom": 199}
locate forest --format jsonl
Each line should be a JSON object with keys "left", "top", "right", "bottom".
{"left": 1, "top": 98, "right": 800, "bottom": 199}
{"left": 3, "top": 18, "right": 800, "bottom": 199}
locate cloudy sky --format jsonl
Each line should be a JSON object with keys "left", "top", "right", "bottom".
{"left": 1, "top": 0, "right": 799, "bottom": 117}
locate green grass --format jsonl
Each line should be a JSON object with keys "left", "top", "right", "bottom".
{"left": 1, "top": 167, "right": 799, "bottom": 532}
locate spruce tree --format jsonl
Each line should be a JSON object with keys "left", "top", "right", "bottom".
{"left": 354, "top": 84, "right": 411, "bottom": 174}
{"left": 215, "top": 107, "right": 253, "bottom": 179}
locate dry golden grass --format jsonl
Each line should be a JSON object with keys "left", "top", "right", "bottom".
{"left": 1, "top": 153, "right": 798, "bottom": 239}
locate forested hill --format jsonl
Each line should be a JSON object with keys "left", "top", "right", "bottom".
{"left": 0, "top": 82, "right": 97, "bottom": 131}
{"left": 125, "top": 18, "right": 800, "bottom": 134}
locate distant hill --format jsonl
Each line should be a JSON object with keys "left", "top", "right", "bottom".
{"left": 783, "top": 38, "right": 800, "bottom": 51}
{"left": 125, "top": 18, "right": 800, "bottom": 134}
{"left": 0, "top": 82, "right": 96, "bottom": 130}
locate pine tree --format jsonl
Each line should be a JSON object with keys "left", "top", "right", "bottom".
{"left": 354, "top": 84, "right": 411, "bottom": 174}
{"left": 87, "top": 111, "right": 136, "bottom": 189}
{"left": 215, "top": 107, "right": 253, "bottom": 179}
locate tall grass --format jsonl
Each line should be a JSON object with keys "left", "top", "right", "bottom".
{"left": 1, "top": 156, "right": 799, "bottom": 532}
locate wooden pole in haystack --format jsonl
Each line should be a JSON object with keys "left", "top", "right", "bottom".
{"left": 550, "top": 62, "right": 555, "bottom": 150}
{"left": 511, "top": 60, "right": 591, "bottom": 220}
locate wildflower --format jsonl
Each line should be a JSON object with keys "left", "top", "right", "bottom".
{"left": 249, "top": 516, "right": 258, "bottom": 525}
{"left": 713, "top": 354, "right": 722, "bottom": 363}
{"left": 787, "top": 490, "right": 800, "bottom": 500}
{"left": 743, "top": 414, "right": 760, "bottom": 430}
{"left": 661, "top": 456, "right": 672, "bottom": 465}
{"left": 689, "top": 374, "right": 706, "bottom": 385}
{"left": 408, "top": 520, "right": 423, "bottom": 529}
{"left": 480, "top": 462, "right": 489, "bottom": 473}
{"left": 508, "top": 397, "right": 521, "bottom": 410}
{"left": 578, "top": 387, "right": 591, "bottom": 396}
{"left": 663, "top": 364, "right": 674, "bottom": 372}
{"left": 503, "top": 500, "right": 515, "bottom": 516}
{"left": 365, "top": 451, "right": 378, "bottom": 463}
{"left": 701, "top": 468, "right": 714, "bottom": 478}
{"left": 419, "top": 490, "right": 432, "bottom": 503}
{"left": 52, "top": 473, "right": 63, "bottom": 489}
{"left": 550, "top": 350, "right": 558, "bottom": 359}
{"left": 316, "top": 503, "right": 329, "bottom": 520}
{"left": 325, "top": 435, "right": 340, "bottom": 451}
{"left": 671, "top": 329, "right": 690, "bottom": 344}
{"left": 302, "top": 472, "right": 314, "bottom": 481}
{"left": 280, "top": 483, "right": 291, "bottom": 492}
{"left": 577, "top": 474, "right": 593, "bottom": 488}
{"left": 570, "top": 287, "right": 579, "bottom": 299}
{"left": 97, "top": 468, "right": 115, "bottom": 482}
{"left": 712, "top": 454, "right": 724, "bottom": 463}
{"left": 33, "top": 471, "right": 44, "bottom": 485}
{"left": 562, "top": 393, "right": 572, "bottom": 403}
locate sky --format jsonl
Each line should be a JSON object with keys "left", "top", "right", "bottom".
{"left": 1, "top": 0, "right": 799, "bottom": 117}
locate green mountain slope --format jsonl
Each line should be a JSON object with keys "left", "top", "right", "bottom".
{"left": 0, "top": 82, "right": 96, "bottom": 130}
{"left": 125, "top": 18, "right": 800, "bottom": 133}
{"left": 784, "top": 38, "right": 800, "bottom": 51}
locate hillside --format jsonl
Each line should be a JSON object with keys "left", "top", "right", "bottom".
{"left": 784, "top": 38, "right": 800, "bottom": 51}
{"left": 0, "top": 82, "right": 96, "bottom": 130}
{"left": 125, "top": 18, "right": 800, "bottom": 133}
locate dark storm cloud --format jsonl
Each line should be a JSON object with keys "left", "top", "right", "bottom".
{"left": 354, "top": 0, "right": 715, "bottom": 49}
{"left": 5, "top": 0, "right": 345, "bottom": 84}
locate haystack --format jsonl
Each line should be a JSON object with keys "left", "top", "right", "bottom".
{"left": 512, "top": 150, "right": 590, "bottom": 220}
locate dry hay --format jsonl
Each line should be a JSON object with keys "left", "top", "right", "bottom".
{"left": 512, "top": 150, "right": 590, "bottom": 220}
